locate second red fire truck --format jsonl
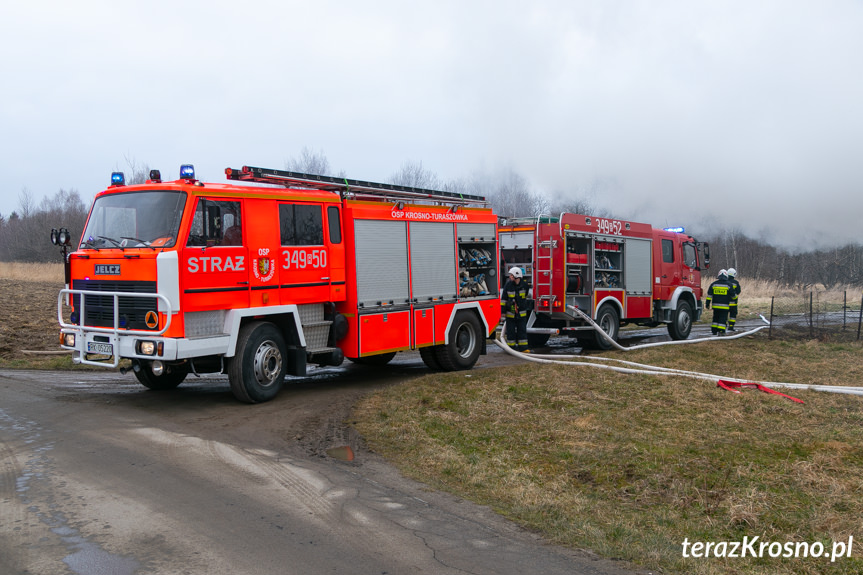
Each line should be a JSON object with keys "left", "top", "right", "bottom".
{"left": 498, "top": 213, "right": 710, "bottom": 349}
{"left": 57, "top": 165, "right": 501, "bottom": 402}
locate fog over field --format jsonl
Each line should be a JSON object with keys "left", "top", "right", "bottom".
{"left": 2, "top": 1, "right": 862, "bottom": 249}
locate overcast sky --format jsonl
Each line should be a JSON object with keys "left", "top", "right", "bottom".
{"left": 3, "top": 1, "right": 862, "bottom": 249}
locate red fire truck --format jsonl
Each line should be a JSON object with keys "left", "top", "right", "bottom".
{"left": 57, "top": 165, "right": 500, "bottom": 402}
{"left": 498, "top": 214, "right": 709, "bottom": 349}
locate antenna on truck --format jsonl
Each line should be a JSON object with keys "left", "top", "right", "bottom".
{"left": 225, "top": 165, "right": 487, "bottom": 206}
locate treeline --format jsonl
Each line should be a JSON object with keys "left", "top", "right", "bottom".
{"left": 2, "top": 150, "right": 861, "bottom": 289}
{"left": 699, "top": 230, "right": 863, "bottom": 289}
{"left": 0, "top": 189, "right": 89, "bottom": 263}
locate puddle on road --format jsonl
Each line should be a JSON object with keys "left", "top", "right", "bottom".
{"left": 326, "top": 445, "right": 355, "bottom": 461}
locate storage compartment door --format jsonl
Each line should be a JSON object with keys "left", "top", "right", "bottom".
{"left": 359, "top": 310, "right": 411, "bottom": 355}
{"left": 354, "top": 220, "right": 409, "bottom": 308}
{"left": 624, "top": 238, "right": 652, "bottom": 296}
{"left": 410, "top": 222, "right": 456, "bottom": 302}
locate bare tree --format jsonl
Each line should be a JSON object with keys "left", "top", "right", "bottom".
{"left": 472, "top": 166, "right": 544, "bottom": 219}
{"left": 18, "top": 188, "right": 35, "bottom": 218}
{"left": 285, "top": 147, "right": 335, "bottom": 176}
{"left": 122, "top": 155, "right": 151, "bottom": 185}
{"left": 389, "top": 160, "right": 443, "bottom": 190}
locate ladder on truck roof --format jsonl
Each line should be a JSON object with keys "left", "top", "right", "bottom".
{"left": 225, "top": 165, "right": 488, "bottom": 207}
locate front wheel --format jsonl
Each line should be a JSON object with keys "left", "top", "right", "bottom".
{"left": 134, "top": 363, "right": 187, "bottom": 390}
{"left": 593, "top": 305, "right": 620, "bottom": 350}
{"left": 667, "top": 300, "right": 693, "bottom": 340}
{"left": 435, "top": 311, "right": 483, "bottom": 371}
{"left": 227, "top": 321, "right": 287, "bottom": 403}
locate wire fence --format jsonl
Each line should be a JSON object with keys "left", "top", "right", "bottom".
{"left": 762, "top": 290, "right": 863, "bottom": 341}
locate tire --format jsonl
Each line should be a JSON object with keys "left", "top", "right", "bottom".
{"left": 593, "top": 305, "right": 620, "bottom": 350}
{"left": 667, "top": 300, "right": 693, "bottom": 341}
{"left": 435, "top": 311, "right": 483, "bottom": 371}
{"left": 134, "top": 364, "right": 187, "bottom": 391}
{"left": 348, "top": 352, "right": 396, "bottom": 366}
{"left": 419, "top": 346, "right": 442, "bottom": 370}
{"left": 227, "top": 321, "right": 287, "bottom": 404}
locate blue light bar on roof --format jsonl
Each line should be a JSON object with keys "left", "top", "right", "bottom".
{"left": 663, "top": 227, "right": 685, "bottom": 234}
{"left": 111, "top": 172, "right": 125, "bottom": 186}
{"left": 180, "top": 164, "right": 195, "bottom": 179}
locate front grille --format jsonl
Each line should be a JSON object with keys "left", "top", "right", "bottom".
{"left": 71, "top": 279, "right": 158, "bottom": 330}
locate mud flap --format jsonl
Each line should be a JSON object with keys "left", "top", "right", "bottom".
{"left": 286, "top": 346, "right": 306, "bottom": 376}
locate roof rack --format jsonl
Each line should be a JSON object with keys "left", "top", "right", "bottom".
{"left": 225, "top": 165, "right": 487, "bottom": 206}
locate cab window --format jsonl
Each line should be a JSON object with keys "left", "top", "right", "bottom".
{"left": 661, "top": 239, "right": 674, "bottom": 263}
{"left": 327, "top": 206, "right": 342, "bottom": 244}
{"left": 280, "top": 204, "right": 323, "bottom": 246}
{"left": 683, "top": 243, "right": 698, "bottom": 268}
{"left": 186, "top": 199, "right": 242, "bottom": 247}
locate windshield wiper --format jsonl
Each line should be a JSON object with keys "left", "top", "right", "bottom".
{"left": 98, "top": 236, "right": 124, "bottom": 250}
{"left": 121, "top": 237, "right": 156, "bottom": 250}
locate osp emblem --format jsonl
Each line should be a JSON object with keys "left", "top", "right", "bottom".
{"left": 253, "top": 257, "right": 275, "bottom": 282}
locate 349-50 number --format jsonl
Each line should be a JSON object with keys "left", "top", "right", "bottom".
{"left": 282, "top": 248, "right": 327, "bottom": 270}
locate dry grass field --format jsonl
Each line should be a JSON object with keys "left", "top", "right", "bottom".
{"left": 354, "top": 281, "right": 863, "bottom": 575}
{"left": 0, "top": 263, "right": 73, "bottom": 367}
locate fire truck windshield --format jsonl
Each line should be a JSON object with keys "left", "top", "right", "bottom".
{"left": 81, "top": 191, "right": 186, "bottom": 250}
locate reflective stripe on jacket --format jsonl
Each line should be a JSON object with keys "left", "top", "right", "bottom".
{"left": 501, "top": 279, "right": 530, "bottom": 318}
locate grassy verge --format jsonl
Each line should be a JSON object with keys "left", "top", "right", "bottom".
{"left": 353, "top": 337, "right": 863, "bottom": 575}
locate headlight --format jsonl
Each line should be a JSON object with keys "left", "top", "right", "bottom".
{"left": 138, "top": 341, "right": 156, "bottom": 356}
{"left": 61, "top": 333, "right": 76, "bottom": 347}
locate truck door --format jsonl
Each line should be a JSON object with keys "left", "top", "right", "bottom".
{"left": 655, "top": 232, "right": 680, "bottom": 301}
{"left": 680, "top": 241, "right": 700, "bottom": 290}
{"left": 244, "top": 199, "right": 280, "bottom": 306}
{"left": 182, "top": 198, "right": 250, "bottom": 312}
{"left": 278, "top": 202, "right": 331, "bottom": 305}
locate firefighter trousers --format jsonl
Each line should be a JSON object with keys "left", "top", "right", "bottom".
{"left": 729, "top": 304, "right": 738, "bottom": 328}
{"left": 505, "top": 314, "right": 529, "bottom": 351}
{"left": 711, "top": 307, "right": 730, "bottom": 335}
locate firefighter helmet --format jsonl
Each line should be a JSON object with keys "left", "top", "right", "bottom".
{"left": 718, "top": 269, "right": 727, "bottom": 277}
{"left": 727, "top": 268, "right": 737, "bottom": 277}
{"left": 508, "top": 267, "right": 523, "bottom": 279}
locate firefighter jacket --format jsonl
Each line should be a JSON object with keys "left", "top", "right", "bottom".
{"left": 706, "top": 277, "right": 736, "bottom": 309}
{"left": 501, "top": 279, "right": 530, "bottom": 319}
{"left": 728, "top": 277, "right": 741, "bottom": 307}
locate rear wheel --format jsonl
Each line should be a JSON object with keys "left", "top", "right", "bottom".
{"left": 227, "top": 321, "right": 287, "bottom": 404}
{"left": 593, "top": 305, "right": 620, "bottom": 350}
{"left": 667, "top": 300, "right": 693, "bottom": 340}
{"left": 436, "top": 311, "right": 483, "bottom": 371}
{"left": 134, "top": 364, "right": 187, "bottom": 390}
{"left": 419, "top": 346, "right": 442, "bottom": 370}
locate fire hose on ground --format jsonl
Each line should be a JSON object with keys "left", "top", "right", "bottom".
{"left": 495, "top": 307, "right": 863, "bottom": 398}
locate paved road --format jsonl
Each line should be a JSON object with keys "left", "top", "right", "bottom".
{"left": 0, "top": 350, "right": 638, "bottom": 575}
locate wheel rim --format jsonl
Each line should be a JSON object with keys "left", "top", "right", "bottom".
{"left": 599, "top": 312, "right": 616, "bottom": 338}
{"left": 679, "top": 309, "right": 692, "bottom": 333}
{"left": 253, "top": 339, "right": 283, "bottom": 387}
{"left": 455, "top": 322, "right": 477, "bottom": 359}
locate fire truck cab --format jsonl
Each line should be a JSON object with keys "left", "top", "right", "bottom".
{"left": 58, "top": 165, "right": 501, "bottom": 402}
{"left": 499, "top": 213, "right": 709, "bottom": 349}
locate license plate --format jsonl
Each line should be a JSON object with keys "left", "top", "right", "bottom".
{"left": 87, "top": 342, "right": 113, "bottom": 355}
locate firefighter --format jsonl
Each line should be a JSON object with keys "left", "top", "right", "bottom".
{"left": 726, "top": 268, "right": 741, "bottom": 331}
{"left": 705, "top": 269, "right": 735, "bottom": 336}
{"left": 501, "top": 266, "right": 530, "bottom": 352}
